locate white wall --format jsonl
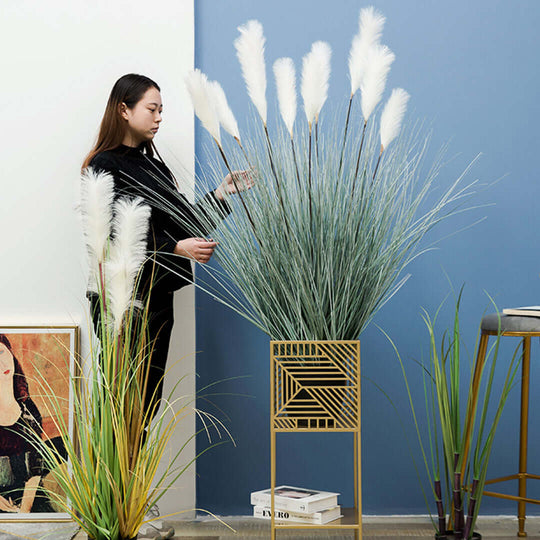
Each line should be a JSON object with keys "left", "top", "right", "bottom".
{"left": 0, "top": 0, "right": 196, "bottom": 518}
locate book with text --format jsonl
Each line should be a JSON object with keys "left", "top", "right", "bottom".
{"left": 253, "top": 504, "right": 342, "bottom": 524}
{"left": 502, "top": 306, "right": 540, "bottom": 317}
{"left": 250, "top": 486, "right": 339, "bottom": 514}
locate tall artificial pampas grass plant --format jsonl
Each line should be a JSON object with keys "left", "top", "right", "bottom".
{"left": 146, "top": 6, "right": 478, "bottom": 341}
{"left": 389, "top": 290, "right": 519, "bottom": 539}
{"left": 25, "top": 170, "right": 229, "bottom": 540}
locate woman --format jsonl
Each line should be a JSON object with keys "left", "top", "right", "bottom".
{"left": 0, "top": 335, "right": 53, "bottom": 513}
{"left": 83, "top": 73, "right": 251, "bottom": 418}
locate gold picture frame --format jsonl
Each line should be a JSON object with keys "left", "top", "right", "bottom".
{"left": 0, "top": 325, "right": 79, "bottom": 522}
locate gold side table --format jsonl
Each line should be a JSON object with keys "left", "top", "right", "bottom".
{"left": 463, "top": 314, "right": 540, "bottom": 538}
{"left": 270, "top": 340, "right": 362, "bottom": 539}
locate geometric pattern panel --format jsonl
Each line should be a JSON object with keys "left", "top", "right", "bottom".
{"left": 271, "top": 340, "right": 360, "bottom": 430}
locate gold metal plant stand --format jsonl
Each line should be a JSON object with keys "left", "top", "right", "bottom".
{"left": 270, "top": 340, "right": 362, "bottom": 539}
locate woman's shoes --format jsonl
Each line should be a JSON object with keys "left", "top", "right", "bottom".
{"left": 139, "top": 505, "right": 175, "bottom": 539}
{"left": 138, "top": 520, "right": 175, "bottom": 540}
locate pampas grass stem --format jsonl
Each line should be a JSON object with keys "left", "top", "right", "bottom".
{"left": 308, "top": 123, "right": 313, "bottom": 224}
{"left": 352, "top": 120, "right": 368, "bottom": 195}
{"left": 290, "top": 137, "right": 301, "bottom": 190}
{"left": 263, "top": 124, "right": 280, "bottom": 186}
{"left": 235, "top": 137, "right": 251, "bottom": 164}
{"left": 98, "top": 262, "right": 108, "bottom": 321}
{"left": 263, "top": 124, "right": 292, "bottom": 233}
{"left": 339, "top": 95, "right": 354, "bottom": 174}
{"left": 315, "top": 120, "right": 320, "bottom": 165}
{"left": 372, "top": 146, "right": 383, "bottom": 181}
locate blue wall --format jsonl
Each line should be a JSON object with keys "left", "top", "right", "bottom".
{"left": 195, "top": 0, "right": 540, "bottom": 515}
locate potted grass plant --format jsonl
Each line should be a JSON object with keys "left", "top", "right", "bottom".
{"left": 139, "top": 7, "right": 477, "bottom": 427}
{"left": 149, "top": 6, "right": 477, "bottom": 343}
{"left": 25, "top": 169, "right": 229, "bottom": 540}
{"left": 390, "top": 290, "right": 520, "bottom": 540}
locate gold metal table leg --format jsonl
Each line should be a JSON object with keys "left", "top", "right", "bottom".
{"left": 271, "top": 430, "right": 276, "bottom": 540}
{"left": 461, "top": 332, "right": 489, "bottom": 476}
{"left": 518, "top": 337, "right": 531, "bottom": 538}
{"left": 270, "top": 350, "right": 276, "bottom": 540}
{"left": 355, "top": 430, "right": 362, "bottom": 539}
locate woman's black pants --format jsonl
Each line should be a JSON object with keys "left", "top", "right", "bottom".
{"left": 88, "top": 290, "right": 174, "bottom": 422}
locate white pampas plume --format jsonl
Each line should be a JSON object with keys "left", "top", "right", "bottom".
{"left": 105, "top": 198, "right": 151, "bottom": 334}
{"left": 273, "top": 57, "right": 297, "bottom": 137}
{"left": 209, "top": 80, "right": 240, "bottom": 141}
{"left": 80, "top": 168, "right": 115, "bottom": 263}
{"left": 80, "top": 168, "right": 115, "bottom": 292}
{"left": 301, "top": 41, "right": 332, "bottom": 126}
{"left": 185, "top": 69, "right": 221, "bottom": 144}
{"left": 358, "top": 6, "right": 386, "bottom": 48}
{"left": 360, "top": 44, "right": 395, "bottom": 122}
{"left": 349, "top": 6, "right": 386, "bottom": 96}
{"left": 380, "top": 88, "right": 410, "bottom": 150}
{"left": 234, "top": 20, "right": 267, "bottom": 124}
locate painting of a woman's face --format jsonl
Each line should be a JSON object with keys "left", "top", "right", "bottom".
{"left": 0, "top": 343, "right": 14, "bottom": 379}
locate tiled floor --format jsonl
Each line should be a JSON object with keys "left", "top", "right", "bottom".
{"left": 2, "top": 514, "right": 536, "bottom": 539}
{"left": 163, "top": 515, "right": 540, "bottom": 539}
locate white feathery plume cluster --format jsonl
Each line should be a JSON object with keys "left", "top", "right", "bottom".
{"left": 234, "top": 20, "right": 267, "bottom": 124}
{"left": 185, "top": 69, "right": 221, "bottom": 144}
{"left": 301, "top": 41, "right": 332, "bottom": 126}
{"left": 80, "top": 168, "right": 115, "bottom": 293}
{"left": 358, "top": 6, "right": 386, "bottom": 49}
{"left": 360, "top": 43, "right": 395, "bottom": 122}
{"left": 80, "top": 168, "right": 115, "bottom": 263}
{"left": 105, "top": 198, "right": 151, "bottom": 334}
{"left": 380, "top": 88, "right": 410, "bottom": 150}
{"left": 348, "top": 6, "right": 386, "bottom": 96}
{"left": 273, "top": 57, "right": 297, "bottom": 138}
{"left": 209, "top": 80, "right": 240, "bottom": 141}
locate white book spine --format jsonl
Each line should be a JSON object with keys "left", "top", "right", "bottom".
{"left": 253, "top": 505, "right": 341, "bottom": 525}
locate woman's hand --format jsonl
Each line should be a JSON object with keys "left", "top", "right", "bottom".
{"left": 174, "top": 238, "right": 217, "bottom": 263}
{"left": 215, "top": 169, "right": 256, "bottom": 200}
{"left": 0, "top": 494, "right": 20, "bottom": 512}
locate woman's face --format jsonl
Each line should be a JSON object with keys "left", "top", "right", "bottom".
{"left": 0, "top": 343, "right": 14, "bottom": 379}
{"left": 121, "top": 86, "right": 163, "bottom": 146}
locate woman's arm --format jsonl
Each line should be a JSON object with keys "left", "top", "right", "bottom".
{"left": 19, "top": 475, "right": 40, "bottom": 513}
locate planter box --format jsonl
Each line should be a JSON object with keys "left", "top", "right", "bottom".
{"left": 271, "top": 340, "right": 360, "bottom": 430}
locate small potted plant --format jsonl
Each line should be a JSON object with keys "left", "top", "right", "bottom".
{"left": 26, "top": 170, "right": 230, "bottom": 540}
{"left": 391, "top": 289, "right": 520, "bottom": 540}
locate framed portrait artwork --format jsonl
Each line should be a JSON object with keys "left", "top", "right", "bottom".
{"left": 0, "top": 325, "right": 79, "bottom": 522}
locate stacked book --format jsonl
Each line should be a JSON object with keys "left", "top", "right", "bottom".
{"left": 250, "top": 485, "right": 342, "bottom": 525}
{"left": 502, "top": 306, "right": 540, "bottom": 317}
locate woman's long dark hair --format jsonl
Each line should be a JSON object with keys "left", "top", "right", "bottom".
{"left": 82, "top": 73, "right": 161, "bottom": 170}
{"left": 0, "top": 334, "right": 30, "bottom": 402}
